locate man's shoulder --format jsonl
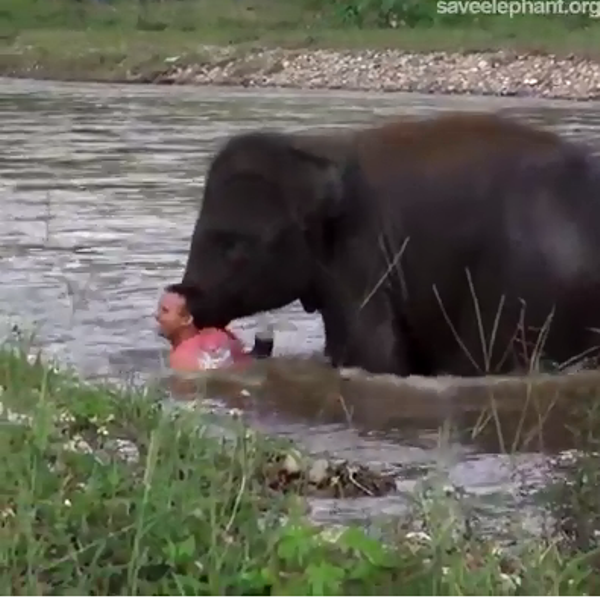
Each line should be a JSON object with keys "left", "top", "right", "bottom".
{"left": 197, "top": 327, "right": 238, "bottom": 346}
{"left": 198, "top": 327, "right": 246, "bottom": 350}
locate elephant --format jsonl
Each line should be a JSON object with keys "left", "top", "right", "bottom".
{"left": 181, "top": 112, "right": 600, "bottom": 377}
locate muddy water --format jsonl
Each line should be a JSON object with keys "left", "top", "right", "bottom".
{"left": 3, "top": 78, "right": 600, "bottom": 530}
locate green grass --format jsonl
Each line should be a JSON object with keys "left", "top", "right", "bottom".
{"left": 2, "top": 333, "right": 600, "bottom": 594}
{"left": 1, "top": 0, "right": 600, "bottom": 82}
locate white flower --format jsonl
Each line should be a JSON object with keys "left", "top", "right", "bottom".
{"left": 318, "top": 525, "right": 346, "bottom": 544}
{"left": 443, "top": 484, "right": 457, "bottom": 496}
{"left": 0, "top": 507, "right": 15, "bottom": 519}
{"left": 2, "top": 408, "right": 33, "bottom": 426}
{"left": 405, "top": 531, "right": 432, "bottom": 543}
{"left": 63, "top": 436, "right": 93, "bottom": 454}
{"left": 55, "top": 411, "right": 76, "bottom": 424}
{"left": 64, "top": 499, "right": 72, "bottom": 507}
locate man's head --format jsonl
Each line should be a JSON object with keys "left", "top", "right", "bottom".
{"left": 155, "top": 283, "right": 202, "bottom": 343}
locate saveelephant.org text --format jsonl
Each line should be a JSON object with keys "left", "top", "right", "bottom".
{"left": 436, "top": 0, "right": 600, "bottom": 17}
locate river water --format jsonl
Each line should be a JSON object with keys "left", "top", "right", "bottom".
{"left": 3, "top": 77, "right": 600, "bottom": 530}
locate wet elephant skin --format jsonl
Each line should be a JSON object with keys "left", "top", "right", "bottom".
{"left": 182, "top": 112, "right": 600, "bottom": 377}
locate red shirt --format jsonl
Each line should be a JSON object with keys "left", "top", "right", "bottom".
{"left": 170, "top": 327, "right": 249, "bottom": 372}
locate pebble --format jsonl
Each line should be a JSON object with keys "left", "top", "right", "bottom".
{"left": 146, "top": 46, "right": 600, "bottom": 101}
{"left": 307, "top": 458, "right": 330, "bottom": 485}
{"left": 282, "top": 449, "right": 303, "bottom": 474}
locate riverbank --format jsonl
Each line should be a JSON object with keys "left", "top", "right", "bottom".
{"left": 1, "top": 338, "right": 600, "bottom": 594}
{"left": 150, "top": 46, "right": 600, "bottom": 101}
{"left": 3, "top": 0, "right": 600, "bottom": 102}
{"left": 3, "top": 32, "right": 600, "bottom": 101}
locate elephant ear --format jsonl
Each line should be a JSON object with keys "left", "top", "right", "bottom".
{"left": 287, "top": 141, "right": 346, "bottom": 223}
{"left": 285, "top": 137, "right": 355, "bottom": 315}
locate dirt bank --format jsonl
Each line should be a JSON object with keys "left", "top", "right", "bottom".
{"left": 4, "top": 43, "right": 600, "bottom": 101}
{"left": 142, "top": 46, "right": 600, "bottom": 101}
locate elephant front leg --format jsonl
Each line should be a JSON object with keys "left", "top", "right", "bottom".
{"left": 321, "top": 299, "right": 412, "bottom": 376}
{"left": 320, "top": 312, "right": 345, "bottom": 363}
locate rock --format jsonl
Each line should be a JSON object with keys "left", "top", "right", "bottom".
{"left": 104, "top": 438, "right": 140, "bottom": 463}
{"left": 282, "top": 449, "right": 303, "bottom": 474}
{"left": 308, "top": 458, "right": 330, "bottom": 485}
{"left": 259, "top": 447, "right": 398, "bottom": 499}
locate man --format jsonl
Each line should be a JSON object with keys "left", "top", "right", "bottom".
{"left": 155, "top": 282, "right": 273, "bottom": 373}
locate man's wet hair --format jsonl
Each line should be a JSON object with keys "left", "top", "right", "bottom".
{"left": 163, "top": 282, "right": 204, "bottom": 327}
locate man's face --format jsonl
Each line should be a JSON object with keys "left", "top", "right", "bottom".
{"left": 155, "top": 292, "right": 192, "bottom": 341}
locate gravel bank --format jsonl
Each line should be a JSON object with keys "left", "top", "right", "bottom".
{"left": 143, "top": 46, "right": 600, "bottom": 101}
